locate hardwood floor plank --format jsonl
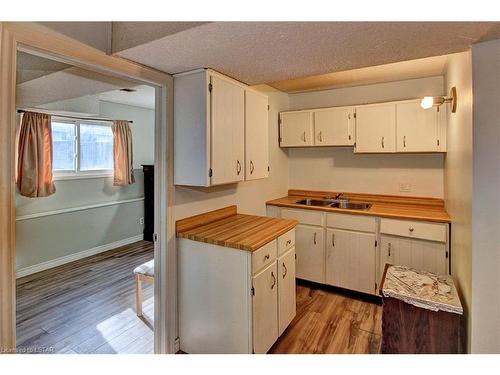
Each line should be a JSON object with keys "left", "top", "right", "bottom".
{"left": 269, "top": 281, "right": 382, "bottom": 354}
{"left": 16, "top": 241, "right": 154, "bottom": 354}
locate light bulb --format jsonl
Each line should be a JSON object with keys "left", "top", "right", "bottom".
{"left": 420, "top": 96, "right": 434, "bottom": 109}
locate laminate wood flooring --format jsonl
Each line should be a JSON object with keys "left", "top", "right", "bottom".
{"left": 269, "top": 281, "right": 382, "bottom": 354}
{"left": 16, "top": 241, "right": 154, "bottom": 354}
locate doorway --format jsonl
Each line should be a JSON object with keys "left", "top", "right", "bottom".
{"left": 0, "top": 23, "right": 175, "bottom": 354}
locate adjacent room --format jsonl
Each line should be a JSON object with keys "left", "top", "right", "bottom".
{"left": 14, "top": 51, "right": 157, "bottom": 354}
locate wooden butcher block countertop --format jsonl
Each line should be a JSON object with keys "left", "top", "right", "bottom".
{"left": 176, "top": 205, "right": 298, "bottom": 252}
{"left": 267, "top": 190, "right": 451, "bottom": 223}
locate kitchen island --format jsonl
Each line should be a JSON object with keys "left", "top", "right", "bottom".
{"left": 176, "top": 206, "right": 298, "bottom": 354}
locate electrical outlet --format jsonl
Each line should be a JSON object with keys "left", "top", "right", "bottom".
{"left": 139, "top": 217, "right": 144, "bottom": 225}
{"left": 399, "top": 183, "right": 412, "bottom": 193}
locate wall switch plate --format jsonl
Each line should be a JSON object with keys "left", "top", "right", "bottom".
{"left": 139, "top": 217, "right": 144, "bottom": 225}
{"left": 399, "top": 183, "right": 412, "bottom": 193}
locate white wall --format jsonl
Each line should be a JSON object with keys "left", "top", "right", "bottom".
{"left": 287, "top": 77, "right": 445, "bottom": 197}
{"left": 174, "top": 87, "right": 290, "bottom": 219}
{"left": 288, "top": 147, "right": 444, "bottom": 197}
{"left": 471, "top": 39, "right": 500, "bottom": 354}
{"left": 443, "top": 51, "right": 473, "bottom": 352}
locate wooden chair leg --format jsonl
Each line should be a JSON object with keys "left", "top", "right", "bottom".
{"left": 135, "top": 274, "right": 143, "bottom": 317}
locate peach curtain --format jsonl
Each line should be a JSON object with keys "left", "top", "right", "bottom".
{"left": 112, "top": 120, "right": 135, "bottom": 186}
{"left": 16, "top": 112, "right": 56, "bottom": 197}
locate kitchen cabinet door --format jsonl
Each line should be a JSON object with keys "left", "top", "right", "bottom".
{"left": 355, "top": 103, "right": 396, "bottom": 153}
{"left": 396, "top": 102, "right": 440, "bottom": 152}
{"left": 278, "top": 247, "right": 296, "bottom": 336}
{"left": 252, "top": 261, "right": 279, "bottom": 354}
{"left": 295, "top": 224, "right": 325, "bottom": 283}
{"left": 326, "top": 229, "right": 376, "bottom": 295}
{"left": 210, "top": 74, "right": 245, "bottom": 185}
{"left": 314, "top": 107, "right": 354, "bottom": 146}
{"left": 279, "top": 111, "right": 314, "bottom": 147}
{"left": 245, "top": 89, "right": 269, "bottom": 180}
{"left": 380, "top": 235, "right": 448, "bottom": 278}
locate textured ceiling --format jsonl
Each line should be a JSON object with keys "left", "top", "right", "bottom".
{"left": 98, "top": 85, "right": 156, "bottom": 109}
{"left": 16, "top": 52, "right": 71, "bottom": 84}
{"left": 17, "top": 66, "right": 139, "bottom": 107}
{"left": 270, "top": 54, "right": 449, "bottom": 93}
{"left": 16, "top": 52, "right": 154, "bottom": 111}
{"left": 115, "top": 22, "right": 500, "bottom": 86}
{"left": 112, "top": 22, "right": 210, "bottom": 52}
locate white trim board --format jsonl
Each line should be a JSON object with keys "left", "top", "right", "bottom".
{"left": 16, "top": 197, "right": 144, "bottom": 221}
{"left": 16, "top": 234, "right": 145, "bottom": 278}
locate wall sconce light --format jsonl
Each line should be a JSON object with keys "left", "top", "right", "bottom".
{"left": 420, "top": 87, "right": 457, "bottom": 113}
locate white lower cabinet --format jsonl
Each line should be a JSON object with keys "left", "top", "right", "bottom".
{"left": 379, "top": 218, "right": 449, "bottom": 281}
{"left": 178, "top": 229, "right": 296, "bottom": 354}
{"left": 277, "top": 247, "right": 296, "bottom": 336}
{"left": 295, "top": 224, "right": 325, "bottom": 283}
{"left": 326, "top": 228, "right": 376, "bottom": 295}
{"left": 252, "top": 261, "right": 279, "bottom": 354}
{"left": 270, "top": 206, "right": 450, "bottom": 297}
{"left": 380, "top": 235, "right": 448, "bottom": 278}
{"left": 252, "top": 241, "right": 296, "bottom": 353}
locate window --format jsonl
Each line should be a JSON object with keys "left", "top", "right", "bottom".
{"left": 52, "top": 118, "right": 114, "bottom": 179}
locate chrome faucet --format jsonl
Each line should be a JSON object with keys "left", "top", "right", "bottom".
{"left": 324, "top": 193, "right": 348, "bottom": 203}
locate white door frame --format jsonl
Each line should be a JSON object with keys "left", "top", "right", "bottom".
{"left": 0, "top": 22, "right": 177, "bottom": 354}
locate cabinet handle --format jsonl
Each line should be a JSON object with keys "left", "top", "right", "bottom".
{"left": 302, "top": 131, "right": 306, "bottom": 142}
{"left": 331, "top": 233, "right": 335, "bottom": 247}
{"left": 250, "top": 160, "right": 254, "bottom": 174}
{"left": 313, "top": 232, "right": 317, "bottom": 245}
{"left": 236, "top": 160, "right": 241, "bottom": 175}
{"left": 282, "top": 262, "right": 287, "bottom": 278}
{"left": 409, "top": 227, "right": 414, "bottom": 232}
{"left": 388, "top": 243, "right": 391, "bottom": 257}
{"left": 319, "top": 131, "right": 323, "bottom": 142}
{"left": 286, "top": 239, "right": 292, "bottom": 246}
{"left": 348, "top": 113, "right": 351, "bottom": 120}
{"left": 271, "top": 271, "right": 276, "bottom": 289}
{"left": 403, "top": 135, "right": 406, "bottom": 148}
{"left": 264, "top": 254, "right": 270, "bottom": 260}
{"left": 381, "top": 136, "right": 385, "bottom": 149}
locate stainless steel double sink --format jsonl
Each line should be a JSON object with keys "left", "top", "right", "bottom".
{"left": 295, "top": 198, "right": 372, "bottom": 210}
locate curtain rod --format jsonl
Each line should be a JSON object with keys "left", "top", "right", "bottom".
{"left": 17, "top": 109, "right": 133, "bottom": 123}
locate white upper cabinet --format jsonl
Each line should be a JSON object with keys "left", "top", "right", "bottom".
{"left": 245, "top": 89, "right": 269, "bottom": 180}
{"left": 174, "top": 69, "right": 268, "bottom": 186}
{"left": 279, "top": 111, "right": 314, "bottom": 147}
{"left": 396, "top": 101, "right": 445, "bottom": 152}
{"left": 314, "top": 107, "right": 355, "bottom": 146}
{"left": 279, "top": 98, "right": 447, "bottom": 154}
{"left": 211, "top": 75, "right": 245, "bottom": 185}
{"left": 354, "top": 103, "right": 396, "bottom": 153}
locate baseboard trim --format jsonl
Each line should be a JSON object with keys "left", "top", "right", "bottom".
{"left": 16, "top": 234, "right": 144, "bottom": 278}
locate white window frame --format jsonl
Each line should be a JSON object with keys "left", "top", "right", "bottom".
{"left": 52, "top": 117, "right": 114, "bottom": 180}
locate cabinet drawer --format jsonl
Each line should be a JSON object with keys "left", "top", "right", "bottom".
{"left": 326, "top": 212, "right": 376, "bottom": 233}
{"left": 278, "top": 229, "right": 295, "bottom": 256}
{"left": 281, "top": 208, "right": 324, "bottom": 226}
{"left": 252, "top": 240, "right": 277, "bottom": 275}
{"left": 380, "top": 218, "right": 447, "bottom": 243}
